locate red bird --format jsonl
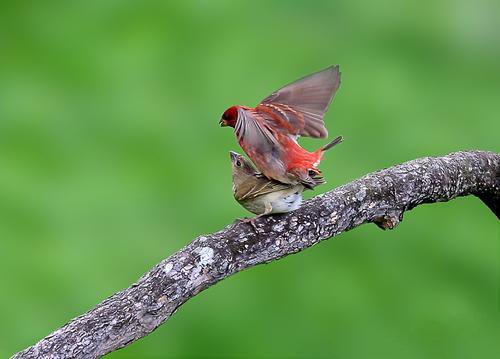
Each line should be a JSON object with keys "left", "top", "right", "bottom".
{"left": 219, "top": 65, "right": 343, "bottom": 188}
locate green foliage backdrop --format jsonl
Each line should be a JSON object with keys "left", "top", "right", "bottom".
{"left": 0, "top": 0, "right": 498, "bottom": 358}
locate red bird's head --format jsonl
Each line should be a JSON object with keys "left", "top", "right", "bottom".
{"left": 219, "top": 106, "right": 238, "bottom": 128}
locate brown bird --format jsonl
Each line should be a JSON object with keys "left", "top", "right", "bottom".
{"left": 230, "top": 151, "right": 304, "bottom": 219}
{"left": 220, "top": 66, "right": 342, "bottom": 189}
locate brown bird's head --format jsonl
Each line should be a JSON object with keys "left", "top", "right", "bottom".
{"left": 230, "top": 151, "right": 264, "bottom": 200}
{"left": 230, "top": 151, "right": 257, "bottom": 177}
{"left": 219, "top": 106, "right": 238, "bottom": 128}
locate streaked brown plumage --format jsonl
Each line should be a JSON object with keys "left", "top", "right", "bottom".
{"left": 230, "top": 151, "right": 304, "bottom": 217}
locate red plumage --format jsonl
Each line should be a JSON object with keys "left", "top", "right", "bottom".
{"left": 220, "top": 66, "right": 342, "bottom": 188}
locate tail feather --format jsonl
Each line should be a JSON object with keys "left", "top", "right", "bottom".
{"left": 321, "top": 135, "right": 343, "bottom": 152}
{"left": 292, "top": 135, "right": 343, "bottom": 189}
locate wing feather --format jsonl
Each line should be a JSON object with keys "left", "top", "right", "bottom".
{"left": 258, "top": 65, "right": 341, "bottom": 138}
{"left": 237, "top": 178, "right": 292, "bottom": 201}
{"left": 234, "top": 107, "right": 279, "bottom": 153}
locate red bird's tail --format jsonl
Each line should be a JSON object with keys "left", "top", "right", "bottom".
{"left": 295, "top": 135, "right": 343, "bottom": 189}
{"left": 312, "top": 135, "right": 343, "bottom": 167}
{"left": 285, "top": 135, "right": 343, "bottom": 189}
{"left": 321, "top": 135, "right": 343, "bottom": 152}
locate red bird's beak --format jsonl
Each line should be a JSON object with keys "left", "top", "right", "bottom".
{"left": 219, "top": 119, "right": 226, "bottom": 127}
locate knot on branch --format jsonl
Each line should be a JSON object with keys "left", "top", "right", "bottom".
{"left": 373, "top": 210, "right": 404, "bottom": 230}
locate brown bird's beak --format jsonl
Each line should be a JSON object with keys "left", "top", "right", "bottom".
{"left": 229, "top": 151, "right": 239, "bottom": 161}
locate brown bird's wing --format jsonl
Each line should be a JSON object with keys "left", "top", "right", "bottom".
{"left": 235, "top": 176, "right": 292, "bottom": 202}
{"left": 257, "top": 65, "right": 341, "bottom": 138}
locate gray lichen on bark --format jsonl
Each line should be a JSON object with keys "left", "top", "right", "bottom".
{"left": 12, "top": 150, "right": 499, "bottom": 359}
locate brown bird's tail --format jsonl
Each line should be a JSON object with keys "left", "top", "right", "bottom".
{"left": 321, "top": 135, "right": 343, "bottom": 152}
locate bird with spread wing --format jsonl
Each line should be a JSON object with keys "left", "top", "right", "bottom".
{"left": 220, "top": 65, "right": 343, "bottom": 189}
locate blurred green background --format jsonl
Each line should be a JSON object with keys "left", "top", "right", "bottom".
{"left": 0, "top": 0, "right": 499, "bottom": 358}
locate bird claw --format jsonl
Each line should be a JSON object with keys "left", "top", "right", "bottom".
{"left": 236, "top": 217, "right": 259, "bottom": 230}
{"left": 236, "top": 206, "right": 271, "bottom": 232}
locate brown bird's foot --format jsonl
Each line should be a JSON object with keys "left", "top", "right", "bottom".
{"left": 236, "top": 216, "right": 260, "bottom": 230}
{"left": 236, "top": 206, "right": 272, "bottom": 231}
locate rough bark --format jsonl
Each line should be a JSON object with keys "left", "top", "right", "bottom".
{"left": 12, "top": 150, "right": 499, "bottom": 359}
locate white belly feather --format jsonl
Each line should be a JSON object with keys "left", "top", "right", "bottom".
{"left": 241, "top": 185, "right": 304, "bottom": 215}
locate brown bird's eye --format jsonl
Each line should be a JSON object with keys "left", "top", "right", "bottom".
{"left": 236, "top": 160, "right": 241, "bottom": 167}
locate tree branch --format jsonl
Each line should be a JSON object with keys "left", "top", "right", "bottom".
{"left": 12, "top": 150, "right": 499, "bottom": 359}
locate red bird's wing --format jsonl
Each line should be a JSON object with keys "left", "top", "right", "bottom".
{"left": 257, "top": 65, "right": 341, "bottom": 139}
{"left": 234, "top": 107, "right": 280, "bottom": 154}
